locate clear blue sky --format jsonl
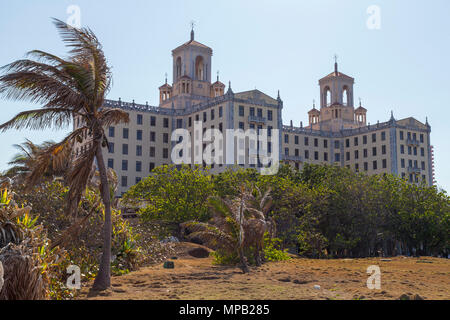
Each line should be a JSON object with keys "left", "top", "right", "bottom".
{"left": 1, "top": 0, "right": 449, "bottom": 191}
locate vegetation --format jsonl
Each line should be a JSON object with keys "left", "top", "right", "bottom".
{"left": 0, "top": 19, "right": 129, "bottom": 290}
{"left": 125, "top": 164, "right": 449, "bottom": 260}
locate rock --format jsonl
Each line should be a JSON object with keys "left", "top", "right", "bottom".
{"left": 278, "top": 277, "right": 291, "bottom": 282}
{"left": 161, "top": 236, "right": 179, "bottom": 243}
{"left": 163, "top": 261, "right": 175, "bottom": 269}
{"left": 413, "top": 294, "right": 424, "bottom": 300}
{"left": 293, "top": 279, "right": 309, "bottom": 284}
{"left": 399, "top": 294, "right": 410, "bottom": 300}
{"left": 314, "top": 285, "right": 321, "bottom": 290}
{"left": 380, "top": 259, "right": 392, "bottom": 262}
{"left": 187, "top": 247, "right": 210, "bottom": 258}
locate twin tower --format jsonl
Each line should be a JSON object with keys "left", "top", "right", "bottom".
{"left": 159, "top": 29, "right": 368, "bottom": 133}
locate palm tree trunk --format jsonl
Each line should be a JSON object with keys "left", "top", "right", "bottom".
{"left": 92, "top": 146, "right": 112, "bottom": 290}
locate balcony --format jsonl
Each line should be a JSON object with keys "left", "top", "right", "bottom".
{"left": 407, "top": 166, "right": 421, "bottom": 174}
{"left": 407, "top": 139, "right": 420, "bottom": 147}
{"left": 283, "top": 155, "right": 303, "bottom": 162}
{"left": 248, "top": 115, "right": 267, "bottom": 124}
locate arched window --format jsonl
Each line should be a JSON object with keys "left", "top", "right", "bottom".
{"left": 195, "top": 56, "right": 204, "bottom": 80}
{"left": 342, "top": 86, "right": 349, "bottom": 106}
{"left": 324, "top": 87, "right": 331, "bottom": 106}
{"left": 176, "top": 57, "right": 182, "bottom": 79}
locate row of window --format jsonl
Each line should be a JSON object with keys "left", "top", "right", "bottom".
{"left": 284, "top": 145, "right": 388, "bottom": 160}
{"left": 108, "top": 143, "right": 169, "bottom": 158}
{"left": 238, "top": 105, "right": 273, "bottom": 120}
{"left": 399, "top": 131, "right": 425, "bottom": 143}
{"left": 108, "top": 159, "right": 158, "bottom": 173}
{"left": 400, "top": 145, "right": 426, "bottom": 157}
{"left": 400, "top": 159, "right": 426, "bottom": 170}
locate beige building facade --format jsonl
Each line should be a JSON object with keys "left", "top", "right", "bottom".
{"left": 73, "top": 30, "right": 434, "bottom": 196}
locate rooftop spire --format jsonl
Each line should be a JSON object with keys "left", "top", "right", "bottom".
{"left": 217, "top": 70, "right": 219, "bottom": 82}
{"left": 334, "top": 54, "right": 338, "bottom": 74}
{"left": 190, "top": 20, "right": 195, "bottom": 41}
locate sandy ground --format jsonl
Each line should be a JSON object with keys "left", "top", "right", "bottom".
{"left": 79, "top": 242, "right": 450, "bottom": 300}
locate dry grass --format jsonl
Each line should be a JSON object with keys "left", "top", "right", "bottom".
{"left": 78, "top": 242, "right": 450, "bottom": 300}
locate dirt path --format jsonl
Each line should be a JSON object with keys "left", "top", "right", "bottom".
{"left": 79, "top": 243, "right": 450, "bottom": 300}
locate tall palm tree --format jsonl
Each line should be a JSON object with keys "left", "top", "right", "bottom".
{"left": 0, "top": 19, "right": 129, "bottom": 290}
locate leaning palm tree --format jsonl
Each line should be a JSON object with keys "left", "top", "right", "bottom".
{"left": 3, "top": 139, "right": 64, "bottom": 183}
{"left": 0, "top": 19, "right": 129, "bottom": 290}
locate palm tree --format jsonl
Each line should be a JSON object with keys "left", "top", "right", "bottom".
{"left": 3, "top": 139, "right": 64, "bottom": 183}
{"left": 0, "top": 19, "right": 129, "bottom": 290}
{"left": 181, "top": 185, "right": 275, "bottom": 273}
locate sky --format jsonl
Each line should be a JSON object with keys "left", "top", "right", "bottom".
{"left": 0, "top": 0, "right": 449, "bottom": 191}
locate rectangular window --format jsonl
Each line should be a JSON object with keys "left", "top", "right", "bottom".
{"left": 211, "top": 109, "right": 215, "bottom": 121}
{"left": 239, "top": 106, "right": 244, "bottom": 117}
{"left": 188, "top": 117, "right": 192, "bottom": 127}
{"left": 123, "top": 128, "right": 129, "bottom": 139}
{"left": 335, "top": 153, "right": 340, "bottom": 162}
{"left": 203, "top": 112, "right": 207, "bottom": 122}
{"left": 177, "top": 119, "right": 183, "bottom": 129}
{"left": 268, "top": 110, "right": 273, "bottom": 121}
{"left": 314, "top": 138, "right": 319, "bottom": 147}
{"left": 150, "top": 131, "right": 155, "bottom": 142}
{"left": 401, "top": 159, "right": 405, "bottom": 168}
{"left": 136, "top": 161, "right": 142, "bottom": 172}
{"left": 381, "top": 131, "right": 386, "bottom": 141}
{"left": 334, "top": 141, "right": 340, "bottom": 149}
{"left": 421, "top": 161, "right": 425, "bottom": 170}
{"left": 372, "top": 147, "right": 377, "bottom": 156}
{"left": 295, "top": 136, "right": 299, "bottom": 145}
{"left": 400, "top": 131, "right": 404, "bottom": 140}
{"left": 324, "top": 140, "right": 328, "bottom": 148}
{"left": 257, "top": 108, "right": 263, "bottom": 117}
{"left": 250, "top": 107, "right": 255, "bottom": 116}
{"left": 363, "top": 149, "right": 368, "bottom": 158}
{"left": 107, "top": 159, "right": 114, "bottom": 169}
{"left": 354, "top": 150, "right": 359, "bottom": 159}
{"left": 421, "top": 148, "right": 425, "bottom": 157}
{"left": 382, "top": 145, "right": 386, "bottom": 155}
{"left": 285, "top": 148, "right": 289, "bottom": 156}
{"left": 137, "top": 130, "right": 142, "bottom": 140}
{"left": 372, "top": 133, "right": 376, "bottom": 143}
{"left": 163, "top": 133, "right": 169, "bottom": 143}
{"left": 121, "top": 176, "right": 127, "bottom": 187}
{"left": 314, "top": 151, "right": 319, "bottom": 160}
{"left": 219, "top": 106, "right": 223, "bottom": 118}
{"left": 420, "top": 134, "right": 424, "bottom": 143}
{"left": 364, "top": 162, "right": 368, "bottom": 171}
{"left": 354, "top": 137, "right": 359, "bottom": 146}
{"left": 304, "top": 137, "right": 309, "bottom": 146}
{"left": 149, "top": 147, "right": 155, "bottom": 157}
{"left": 346, "top": 139, "right": 350, "bottom": 148}
{"left": 108, "top": 142, "right": 114, "bottom": 154}
{"left": 305, "top": 150, "right": 309, "bottom": 159}
{"left": 346, "top": 152, "right": 350, "bottom": 161}
{"left": 163, "top": 118, "right": 169, "bottom": 128}
{"left": 122, "top": 144, "right": 128, "bottom": 155}
{"left": 136, "top": 145, "right": 142, "bottom": 156}
{"left": 163, "top": 148, "right": 169, "bottom": 159}
{"left": 373, "top": 160, "right": 378, "bottom": 170}
{"left": 150, "top": 116, "right": 156, "bottom": 126}
{"left": 122, "top": 160, "right": 128, "bottom": 171}
{"left": 239, "top": 122, "right": 244, "bottom": 130}
{"left": 284, "top": 134, "right": 289, "bottom": 143}
{"left": 363, "top": 135, "right": 367, "bottom": 144}
{"left": 324, "top": 152, "right": 328, "bottom": 161}
{"left": 135, "top": 177, "right": 141, "bottom": 184}
{"left": 137, "top": 114, "right": 143, "bottom": 125}
{"left": 108, "top": 126, "right": 115, "bottom": 138}
{"left": 149, "top": 162, "right": 155, "bottom": 172}
{"left": 401, "top": 145, "right": 405, "bottom": 154}
{"left": 382, "top": 159, "right": 387, "bottom": 169}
